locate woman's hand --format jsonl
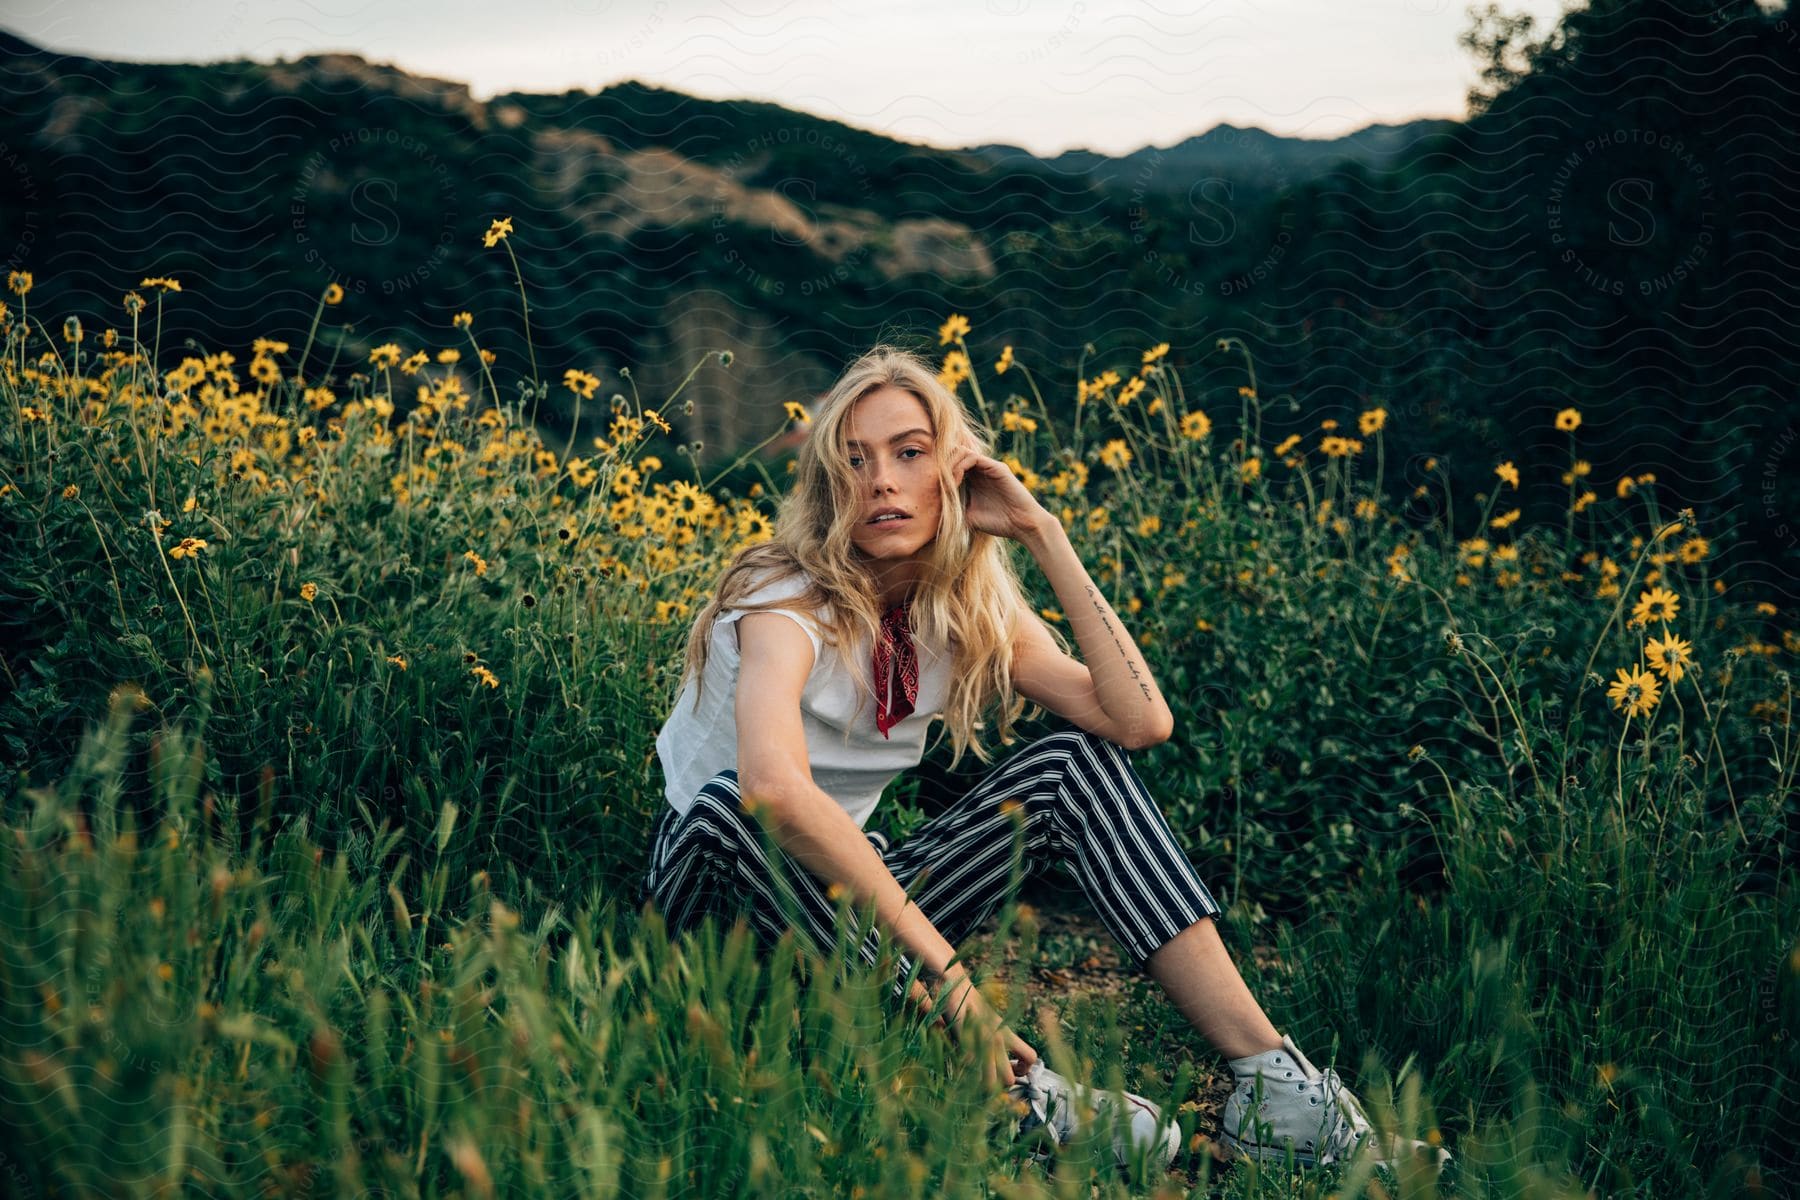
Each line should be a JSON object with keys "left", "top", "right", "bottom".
{"left": 936, "top": 971, "right": 1039, "bottom": 1093}
{"left": 952, "top": 437, "right": 1053, "bottom": 544}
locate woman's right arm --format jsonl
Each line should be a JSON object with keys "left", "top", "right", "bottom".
{"left": 733, "top": 611, "right": 1033, "bottom": 1089}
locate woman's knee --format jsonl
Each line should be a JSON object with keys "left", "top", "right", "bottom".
{"left": 1028, "top": 727, "right": 1129, "bottom": 760}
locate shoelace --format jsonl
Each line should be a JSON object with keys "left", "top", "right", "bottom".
{"left": 1011, "top": 1062, "right": 1070, "bottom": 1143}
{"left": 1311, "top": 1067, "right": 1373, "bottom": 1160}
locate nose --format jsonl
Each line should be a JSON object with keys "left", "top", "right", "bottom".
{"left": 868, "top": 457, "right": 898, "bottom": 495}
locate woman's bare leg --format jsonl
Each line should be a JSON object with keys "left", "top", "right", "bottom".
{"left": 1144, "top": 917, "right": 1283, "bottom": 1060}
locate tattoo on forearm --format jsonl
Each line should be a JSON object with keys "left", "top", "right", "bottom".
{"left": 1085, "top": 584, "right": 1153, "bottom": 703}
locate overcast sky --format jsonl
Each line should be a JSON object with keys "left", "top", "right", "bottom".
{"left": 5, "top": 0, "right": 1575, "bottom": 157}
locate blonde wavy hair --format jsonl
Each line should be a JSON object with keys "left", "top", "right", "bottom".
{"left": 677, "top": 343, "right": 1047, "bottom": 769}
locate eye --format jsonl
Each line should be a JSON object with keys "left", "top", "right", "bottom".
{"left": 901, "top": 447, "right": 924, "bottom": 459}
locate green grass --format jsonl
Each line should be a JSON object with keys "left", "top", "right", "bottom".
{"left": 0, "top": 270, "right": 1795, "bottom": 1196}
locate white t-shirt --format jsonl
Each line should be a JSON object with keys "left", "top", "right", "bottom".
{"left": 654, "top": 567, "right": 952, "bottom": 830}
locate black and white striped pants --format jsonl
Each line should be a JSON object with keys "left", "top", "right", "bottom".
{"left": 640, "top": 729, "right": 1224, "bottom": 999}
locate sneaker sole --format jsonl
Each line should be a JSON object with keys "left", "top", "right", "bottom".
{"left": 1219, "top": 1129, "right": 1448, "bottom": 1173}
{"left": 1217, "top": 1127, "right": 1326, "bottom": 1169}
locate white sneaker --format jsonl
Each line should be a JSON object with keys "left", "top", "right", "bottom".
{"left": 1008, "top": 1058, "right": 1182, "bottom": 1171}
{"left": 1220, "top": 1034, "right": 1451, "bottom": 1170}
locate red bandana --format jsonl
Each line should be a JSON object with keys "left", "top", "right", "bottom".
{"left": 873, "top": 600, "right": 919, "bottom": 739}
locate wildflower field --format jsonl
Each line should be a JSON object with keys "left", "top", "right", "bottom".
{"left": 0, "top": 238, "right": 1795, "bottom": 1199}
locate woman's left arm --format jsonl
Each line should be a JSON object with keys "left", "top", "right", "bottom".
{"left": 953, "top": 441, "right": 1175, "bottom": 749}
{"left": 1018, "top": 514, "right": 1175, "bottom": 748}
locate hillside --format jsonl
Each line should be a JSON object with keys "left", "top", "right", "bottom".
{"left": 2, "top": 3, "right": 1798, "bottom": 591}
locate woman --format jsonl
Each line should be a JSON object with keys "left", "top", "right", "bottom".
{"left": 641, "top": 345, "right": 1445, "bottom": 1172}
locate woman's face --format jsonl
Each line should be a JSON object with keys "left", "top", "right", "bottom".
{"left": 843, "top": 385, "right": 947, "bottom": 567}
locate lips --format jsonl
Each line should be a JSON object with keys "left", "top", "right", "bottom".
{"left": 867, "top": 508, "right": 911, "bottom": 526}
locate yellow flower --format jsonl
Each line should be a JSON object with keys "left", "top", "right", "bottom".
{"left": 1490, "top": 508, "right": 1521, "bottom": 530}
{"left": 995, "top": 345, "right": 1014, "bottom": 374}
{"left": 1041, "top": 608, "right": 1064, "bottom": 623}
{"left": 7, "top": 270, "right": 32, "bottom": 296}
{"left": 463, "top": 549, "right": 489, "bottom": 577}
{"left": 1574, "top": 490, "right": 1598, "bottom": 513}
{"left": 1180, "top": 411, "right": 1212, "bottom": 441}
{"left": 452, "top": 311, "right": 473, "bottom": 329}
{"left": 1606, "top": 665, "right": 1661, "bottom": 718}
{"left": 1555, "top": 408, "right": 1582, "bottom": 432}
{"left": 1320, "top": 436, "right": 1363, "bottom": 459}
{"left": 1273, "top": 433, "right": 1301, "bottom": 456}
{"left": 168, "top": 537, "right": 209, "bottom": 560}
{"left": 563, "top": 369, "right": 601, "bottom": 399}
{"left": 937, "top": 313, "right": 971, "bottom": 345}
{"left": 1137, "top": 514, "right": 1162, "bottom": 537}
{"left": 639, "top": 455, "right": 662, "bottom": 472}
{"left": 1142, "top": 342, "right": 1170, "bottom": 365}
{"left": 1116, "top": 377, "right": 1146, "bottom": 407}
{"left": 1646, "top": 632, "right": 1692, "bottom": 683}
{"left": 123, "top": 291, "right": 144, "bottom": 316}
{"left": 370, "top": 343, "right": 402, "bottom": 369}
{"left": 1632, "top": 586, "right": 1679, "bottom": 625}
{"left": 783, "top": 401, "right": 811, "bottom": 425}
{"left": 1616, "top": 475, "right": 1636, "bottom": 499}
{"left": 323, "top": 283, "right": 344, "bottom": 305}
{"left": 400, "top": 351, "right": 429, "bottom": 376}
{"left": 483, "top": 216, "right": 514, "bottom": 247}
{"left": 567, "top": 457, "right": 598, "bottom": 488}
{"left": 300, "top": 582, "right": 318, "bottom": 602}
{"left": 1495, "top": 461, "right": 1520, "bottom": 489}
{"left": 1241, "top": 387, "right": 1258, "bottom": 401}
{"left": 1086, "top": 507, "right": 1110, "bottom": 532}
{"left": 471, "top": 665, "right": 500, "bottom": 689}
{"left": 436, "top": 348, "right": 461, "bottom": 364}
{"left": 139, "top": 276, "right": 181, "bottom": 292}
{"left": 1001, "top": 410, "right": 1038, "bottom": 433}
{"left": 387, "top": 654, "right": 408, "bottom": 670}
{"left": 644, "top": 409, "right": 672, "bottom": 434}
{"left": 61, "top": 484, "right": 80, "bottom": 500}
{"left": 1358, "top": 407, "right": 1387, "bottom": 436}
{"left": 1239, "top": 456, "right": 1262, "bottom": 482}
{"left": 937, "top": 349, "right": 972, "bottom": 391}
{"left": 1098, "top": 439, "right": 1133, "bottom": 471}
